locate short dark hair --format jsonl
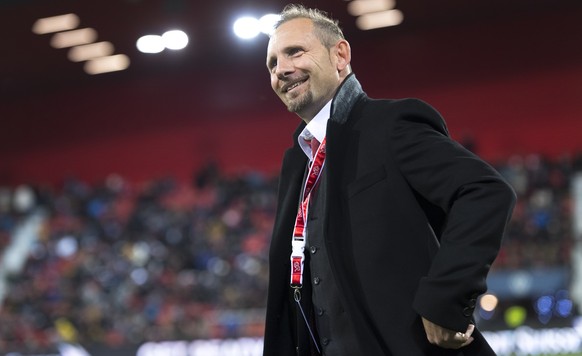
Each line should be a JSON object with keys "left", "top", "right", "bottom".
{"left": 273, "top": 4, "right": 345, "bottom": 48}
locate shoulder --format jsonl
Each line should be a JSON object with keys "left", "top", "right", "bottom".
{"left": 364, "top": 98, "right": 442, "bottom": 119}
{"left": 357, "top": 97, "right": 448, "bottom": 135}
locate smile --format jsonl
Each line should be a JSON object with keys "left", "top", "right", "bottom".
{"left": 283, "top": 78, "right": 307, "bottom": 93}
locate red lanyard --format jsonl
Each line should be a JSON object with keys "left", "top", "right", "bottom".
{"left": 290, "top": 137, "right": 326, "bottom": 288}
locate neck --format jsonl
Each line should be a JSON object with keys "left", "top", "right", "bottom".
{"left": 298, "top": 108, "right": 317, "bottom": 125}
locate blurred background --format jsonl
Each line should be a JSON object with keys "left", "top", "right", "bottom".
{"left": 1, "top": 0, "right": 582, "bottom": 355}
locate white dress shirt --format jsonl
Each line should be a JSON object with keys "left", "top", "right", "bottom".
{"left": 298, "top": 100, "right": 331, "bottom": 161}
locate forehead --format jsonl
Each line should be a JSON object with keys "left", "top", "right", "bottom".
{"left": 267, "top": 18, "right": 317, "bottom": 55}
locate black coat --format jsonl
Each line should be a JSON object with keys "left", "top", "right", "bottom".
{"left": 263, "top": 75, "right": 516, "bottom": 355}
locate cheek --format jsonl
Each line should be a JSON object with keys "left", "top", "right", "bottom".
{"left": 270, "top": 76, "right": 278, "bottom": 92}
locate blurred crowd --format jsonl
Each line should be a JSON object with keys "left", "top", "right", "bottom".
{"left": 0, "top": 154, "right": 580, "bottom": 352}
{"left": 494, "top": 154, "right": 582, "bottom": 269}
{"left": 0, "top": 163, "right": 276, "bottom": 352}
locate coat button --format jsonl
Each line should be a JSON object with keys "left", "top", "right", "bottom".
{"left": 317, "top": 308, "right": 325, "bottom": 316}
{"left": 322, "top": 338, "right": 330, "bottom": 346}
{"left": 313, "top": 277, "right": 321, "bottom": 285}
{"left": 462, "top": 307, "right": 473, "bottom": 317}
{"left": 310, "top": 246, "right": 318, "bottom": 254}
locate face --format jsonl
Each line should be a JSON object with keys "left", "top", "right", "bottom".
{"left": 266, "top": 18, "right": 347, "bottom": 122}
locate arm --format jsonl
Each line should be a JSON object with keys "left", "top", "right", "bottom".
{"left": 388, "top": 99, "right": 516, "bottom": 343}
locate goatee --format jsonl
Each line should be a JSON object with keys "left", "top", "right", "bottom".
{"left": 287, "top": 91, "right": 313, "bottom": 114}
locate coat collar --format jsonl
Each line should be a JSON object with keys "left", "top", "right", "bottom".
{"left": 330, "top": 73, "right": 365, "bottom": 125}
{"left": 291, "top": 73, "right": 365, "bottom": 143}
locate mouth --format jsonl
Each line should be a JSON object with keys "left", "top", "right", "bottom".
{"left": 282, "top": 77, "right": 308, "bottom": 94}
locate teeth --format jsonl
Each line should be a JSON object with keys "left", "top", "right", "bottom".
{"left": 286, "top": 80, "right": 304, "bottom": 92}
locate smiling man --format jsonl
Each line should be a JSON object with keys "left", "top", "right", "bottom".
{"left": 263, "top": 4, "right": 516, "bottom": 356}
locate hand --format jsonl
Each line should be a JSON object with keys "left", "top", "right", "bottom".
{"left": 421, "top": 317, "right": 474, "bottom": 349}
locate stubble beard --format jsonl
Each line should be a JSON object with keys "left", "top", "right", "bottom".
{"left": 286, "top": 90, "right": 313, "bottom": 115}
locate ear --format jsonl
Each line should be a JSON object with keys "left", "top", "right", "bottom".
{"left": 335, "top": 40, "right": 351, "bottom": 74}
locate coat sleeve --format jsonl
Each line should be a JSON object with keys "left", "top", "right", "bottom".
{"left": 388, "top": 99, "right": 516, "bottom": 331}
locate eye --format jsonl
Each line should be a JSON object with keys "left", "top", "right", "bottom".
{"left": 288, "top": 47, "right": 303, "bottom": 57}
{"left": 267, "top": 58, "right": 277, "bottom": 72}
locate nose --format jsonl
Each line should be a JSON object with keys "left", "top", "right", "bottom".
{"left": 274, "top": 57, "right": 294, "bottom": 79}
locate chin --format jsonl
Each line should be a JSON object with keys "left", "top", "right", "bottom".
{"left": 287, "top": 96, "right": 312, "bottom": 115}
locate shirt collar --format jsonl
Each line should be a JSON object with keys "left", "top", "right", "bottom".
{"left": 298, "top": 100, "right": 331, "bottom": 159}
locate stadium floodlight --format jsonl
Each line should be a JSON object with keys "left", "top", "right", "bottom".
{"left": 355, "top": 9, "right": 403, "bottom": 30}
{"left": 32, "top": 13, "right": 80, "bottom": 34}
{"left": 233, "top": 16, "right": 260, "bottom": 40}
{"left": 259, "top": 14, "right": 280, "bottom": 35}
{"left": 136, "top": 35, "right": 164, "bottom": 54}
{"left": 162, "top": 30, "right": 189, "bottom": 50}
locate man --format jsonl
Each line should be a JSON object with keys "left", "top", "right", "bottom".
{"left": 263, "top": 4, "right": 515, "bottom": 355}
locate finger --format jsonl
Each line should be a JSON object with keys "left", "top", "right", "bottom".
{"left": 464, "top": 323, "right": 475, "bottom": 338}
{"left": 454, "top": 331, "right": 468, "bottom": 342}
{"left": 460, "top": 324, "right": 475, "bottom": 347}
{"left": 456, "top": 330, "right": 474, "bottom": 348}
